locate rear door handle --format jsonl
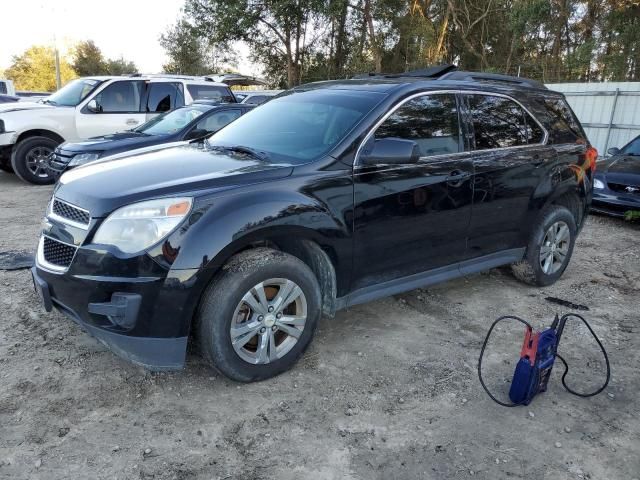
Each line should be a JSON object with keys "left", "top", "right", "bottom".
{"left": 446, "top": 170, "right": 471, "bottom": 187}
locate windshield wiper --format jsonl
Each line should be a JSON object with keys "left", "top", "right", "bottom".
{"left": 208, "top": 144, "right": 270, "bottom": 161}
{"left": 42, "top": 99, "right": 58, "bottom": 106}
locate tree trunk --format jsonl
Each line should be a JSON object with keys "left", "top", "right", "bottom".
{"left": 363, "top": 0, "right": 382, "bottom": 72}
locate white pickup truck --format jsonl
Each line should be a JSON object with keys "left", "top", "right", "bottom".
{"left": 0, "top": 75, "right": 236, "bottom": 184}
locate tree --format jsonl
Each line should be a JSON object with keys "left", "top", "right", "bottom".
{"left": 160, "top": 18, "right": 211, "bottom": 75}
{"left": 186, "top": 0, "right": 325, "bottom": 87}
{"left": 104, "top": 58, "right": 139, "bottom": 75}
{"left": 72, "top": 40, "right": 108, "bottom": 76}
{"left": 4, "top": 46, "right": 77, "bottom": 92}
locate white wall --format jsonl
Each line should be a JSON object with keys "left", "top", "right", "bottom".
{"left": 546, "top": 82, "right": 640, "bottom": 155}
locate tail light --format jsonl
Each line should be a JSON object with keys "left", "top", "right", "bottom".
{"left": 585, "top": 146, "right": 598, "bottom": 172}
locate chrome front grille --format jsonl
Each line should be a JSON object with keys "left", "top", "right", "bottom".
{"left": 51, "top": 199, "right": 91, "bottom": 227}
{"left": 42, "top": 236, "right": 77, "bottom": 268}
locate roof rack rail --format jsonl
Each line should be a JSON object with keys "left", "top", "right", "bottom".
{"left": 125, "top": 73, "right": 216, "bottom": 81}
{"left": 352, "top": 64, "right": 458, "bottom": 80}
{"left": 439, "top": 70, "right": 546, "bottom": 89}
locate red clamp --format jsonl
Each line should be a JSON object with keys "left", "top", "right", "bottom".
{"left": 519, "top": 327, "right": 540, "bottom": 366}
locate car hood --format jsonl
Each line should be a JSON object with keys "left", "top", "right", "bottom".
{"left": 60, "top": 132, "right": 169, "bottom": 155}
{"left": 56, "top": 143, "right": 294, "bottom": 217}
{"left": 0, "top": 101, "right": 51, "bottom": 113}
{"left": 600, "top": 155, "right": 640, "bottom": 186}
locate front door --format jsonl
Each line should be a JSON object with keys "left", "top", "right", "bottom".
{"left": 76, "top": 80, "right": 147, "bottom": 139}
{"left": 352, "top": 93, "right": 474, "bottom": 291}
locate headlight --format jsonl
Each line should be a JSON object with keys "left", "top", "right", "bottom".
{"left": 92, "top": 197, "right": 192, "bottom": 253}
{"left": 593, "top": 178, "right": 605, "bottom": 189}
{"left": 69, "top": 152, "right": 101, "bottom": 167}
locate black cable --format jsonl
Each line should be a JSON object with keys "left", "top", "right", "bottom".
{"left": 477, "top": 315, "right": 533, "bottom": 407}
{"left": 478, "top": 313, "right": 610, "bottom": 407}
{"left": 555, "top": 313, "right": 610, "bottom": 397}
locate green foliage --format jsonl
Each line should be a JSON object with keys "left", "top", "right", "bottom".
{"left": 72, "top": 40, "right": 109, "bottom": 76}
{"left": 624, "top": 210, "right": 640, "bottom": 221}
{"left": 160, "top": 18, "right": 214, "bottom": 75}
{"left": 104, "top": 58, "right": 138, "bottom": 76}
{"left": 173, "top": 0, "right": 640, "bottom": 88}
{"left": 4, "top": 46, "right": 77, "bottom": 92}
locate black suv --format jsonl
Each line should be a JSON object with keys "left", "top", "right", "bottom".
{"left": 32, "top": 66, "right": 596, "bottom": 382}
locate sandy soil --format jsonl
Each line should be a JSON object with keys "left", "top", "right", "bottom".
{"left": 0, "top": 170, "right": 638, "bottom": 480}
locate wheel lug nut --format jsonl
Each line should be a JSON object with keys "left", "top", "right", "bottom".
{"left": 258, "top": 315, "right": 264, "bottom": 321}
{"left": 268, "top": 306, "right": 274, "bottom": 312}
{"left": 276, "top": 313, "right": 282, "bottom": 319}
{"left": 271, "top": 325, "right": 277, "bottom": 331}
{"left": 260, "top": 327, "right": 266, "bottom": 333}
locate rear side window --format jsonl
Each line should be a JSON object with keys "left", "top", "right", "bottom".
{"left": 542, "top": 98, "right": 584, "bottom": 144}
{"left": 147, "top": 83, "right": 184, "bottom": 112}
{"left": 94, "top": 81, "right": 145, "bottom": 113}
{"left": 195, "top": 109, "right": 242, "bottom": 134}
{"left": 467, "top": 94, "right": 528, "bottom": 149}
{"left": 0, "top": 82, "right": 6, "bottom": 94}
{"left": 187, "top": 84, "right": 235, "bottom": 103}
{"left": 374, "top": 94, "right": 461, "bottom": 157}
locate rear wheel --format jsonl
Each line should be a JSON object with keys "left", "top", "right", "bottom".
{"left": 511, "top": 205, "right": 577, "bottom": 286}
{"left": 11, "top": 136, "right": 58, "bottom": 185}
{"left": 196, "top": 248, "right": 321, "bottom": 382}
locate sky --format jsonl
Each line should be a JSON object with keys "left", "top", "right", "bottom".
{"left": 0, "top": 0, "right": 256, "bottom": 76}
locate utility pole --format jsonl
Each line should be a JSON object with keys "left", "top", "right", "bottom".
{"left": 55, "top": 47, "right": 61, "bottom": 90}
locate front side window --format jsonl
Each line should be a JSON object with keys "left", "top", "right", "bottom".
{"left": 147, "top": 83, "right": 184, "bottom": 112}
{"left": 195, "top": 110, "right": 242, "bottom": 134}
{"left": 620, "top": 136, "right": 640, "bottom": 156}
{"left": 93, "top": 81, "right": 144, "bottom": 113}
{"left": 468, "top": 94, "right": 528, "bottom": 149}
{"left": 374, "top": 94, "right": 461, "bottom": 157}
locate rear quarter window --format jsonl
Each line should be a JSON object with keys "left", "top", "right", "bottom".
{"left": 187, "top": 84, "right": 235, "bottom": 103}
{"left": 541, "top": 98, "right": 585, "bottom": 144}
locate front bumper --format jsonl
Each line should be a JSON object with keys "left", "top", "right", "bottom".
{"left": 33, "top": 243, "right": 202, "bottom": 370}
{"left": 592, "top": 190, "right": 640, "bottom": 217}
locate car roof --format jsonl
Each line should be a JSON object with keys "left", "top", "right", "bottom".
{"left": 77, "top": 76, "right": 229, "bottom": 87}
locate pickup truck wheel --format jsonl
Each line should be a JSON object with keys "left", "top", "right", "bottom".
{"left": 511, "top": 206, "right": 576, "bottom": 286}
{"left": 11, "top": 136, "right": 58, "bottom": 185}
{"left": 196, "top": 248, "right": 321, "bottom": 382}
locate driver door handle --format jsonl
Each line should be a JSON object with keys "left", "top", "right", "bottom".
{"left": 446, "top": 170, "right": 471, "bottom": 187}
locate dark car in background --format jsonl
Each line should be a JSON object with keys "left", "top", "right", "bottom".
{"left": 592, "top": 136, "right": 640, "bottom": 216}
{"left": 47, "top": 102, "right": 253, "bottom": 178}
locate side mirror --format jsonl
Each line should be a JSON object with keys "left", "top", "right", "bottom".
{"left": 359, "top": 137, "right": 420, "bottom": 166}
{"left": 185, "top": 128, "right": 210, "bottom": 141}
{"left": 86, "top": 99, "right": 100, "bottom": 113}
{"left": 607, "top": 147, "right": 620, "bottom": 156}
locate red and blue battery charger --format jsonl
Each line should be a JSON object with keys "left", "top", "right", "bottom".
{"left": 478, "top": 313, "right": 610, "bottom": 407}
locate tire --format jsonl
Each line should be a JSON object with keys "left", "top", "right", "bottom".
{"left": 0, "top": 159, "right": 13, "bottom": 173}
{"left": 11, "top": 136, "right": 59, "bottom": 185}
{"left": 196, "top": 248, "right": 322, "bottom": 382}
{"left": 511, "top": 205, "right": 577, "bottom": 286}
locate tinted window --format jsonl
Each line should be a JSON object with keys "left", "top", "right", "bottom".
{"left": 525, "top": 114, "right": 545, "bottom": 143}
{"left": 94, "top": 81, "right": 144, "bottom": 113}
{"left": 243, "top": 95, "right": 268, "bottom": 105}
{"left": 468, "top": 95, "right": 528, "bottom": 149}
{"left": 147, "top": 83, "right": 183, "bottom": 112}
{"left": 0, "top": 83, "right": 6, "bottom": 94}
{"left": 208, "top": 89, "right": 384, "bottom": 164}
{"left": 374, "top": 94, "right": 461, "bottom": 157}
{"left": 543, "top": 98, "right": 584, "bottom": 144}
{"left": 195, "top": 109, "right": 242, "bottom": 134}
{"left": 187, "top": 84, "right": 235, "bottom": 103}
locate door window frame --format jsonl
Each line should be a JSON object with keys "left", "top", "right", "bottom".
{"left": 354, "top": 89, "right": 549, "bottom": 168}
{"left": 80, "top": 80, "right": 146, "bottom": 115}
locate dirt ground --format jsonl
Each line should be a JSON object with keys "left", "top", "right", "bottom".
{"left": 0, "top": 170, "right": 638, "bottom": 480}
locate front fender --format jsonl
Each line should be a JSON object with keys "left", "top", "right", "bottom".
{"left": 6, "top": 109, "right": 73, "bottom": 142}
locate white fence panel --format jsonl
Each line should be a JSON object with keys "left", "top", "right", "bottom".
{"left": 546, "top": 82, "right": 640, "bottom": 155}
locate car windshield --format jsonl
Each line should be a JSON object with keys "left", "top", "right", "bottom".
{"left": 45, "top": 78, "right": 103, "bottom": 106}
{"left": 621, "top": 136, "right": 640, "bottom": 156}
{"left": 207, "top": 89, "right": 385, "bottom": 164}
{"left": 136, "top": 107, "right": 206, "bottom": 135}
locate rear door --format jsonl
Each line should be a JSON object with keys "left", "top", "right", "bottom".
{"left": 351, "top": 92, "right": 474, "bottom": 290}
{"left": 462, "top": 93, "right": 555, "bottom": 258}
{"left": 144, "top": 82, "right": 185, "bottom": 121}
{"left": 77, "top": 80, "right": 147, "bottom": 138}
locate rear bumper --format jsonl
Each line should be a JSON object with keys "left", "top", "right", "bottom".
{"left": 32, "top": 252, "right": 201, "bottom": 370}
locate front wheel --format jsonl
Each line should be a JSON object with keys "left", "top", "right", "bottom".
{"left": 511, "top": 206, "right": 577, "bottom": 286}
{"left": 196, "top": 248, "right": 322, "bottom": 382}
{"left": 11, "top": 136, "right": 58, "bottom": 185}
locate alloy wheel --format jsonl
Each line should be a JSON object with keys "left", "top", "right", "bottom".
{"left": 25, "top": 146, "right": 53, "bottom": 178}
{"left": 230, "top": 278, "right": 307, "bottom": 365}
{"left": 539, "top": 220, "right": 570, "bottom": 274}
